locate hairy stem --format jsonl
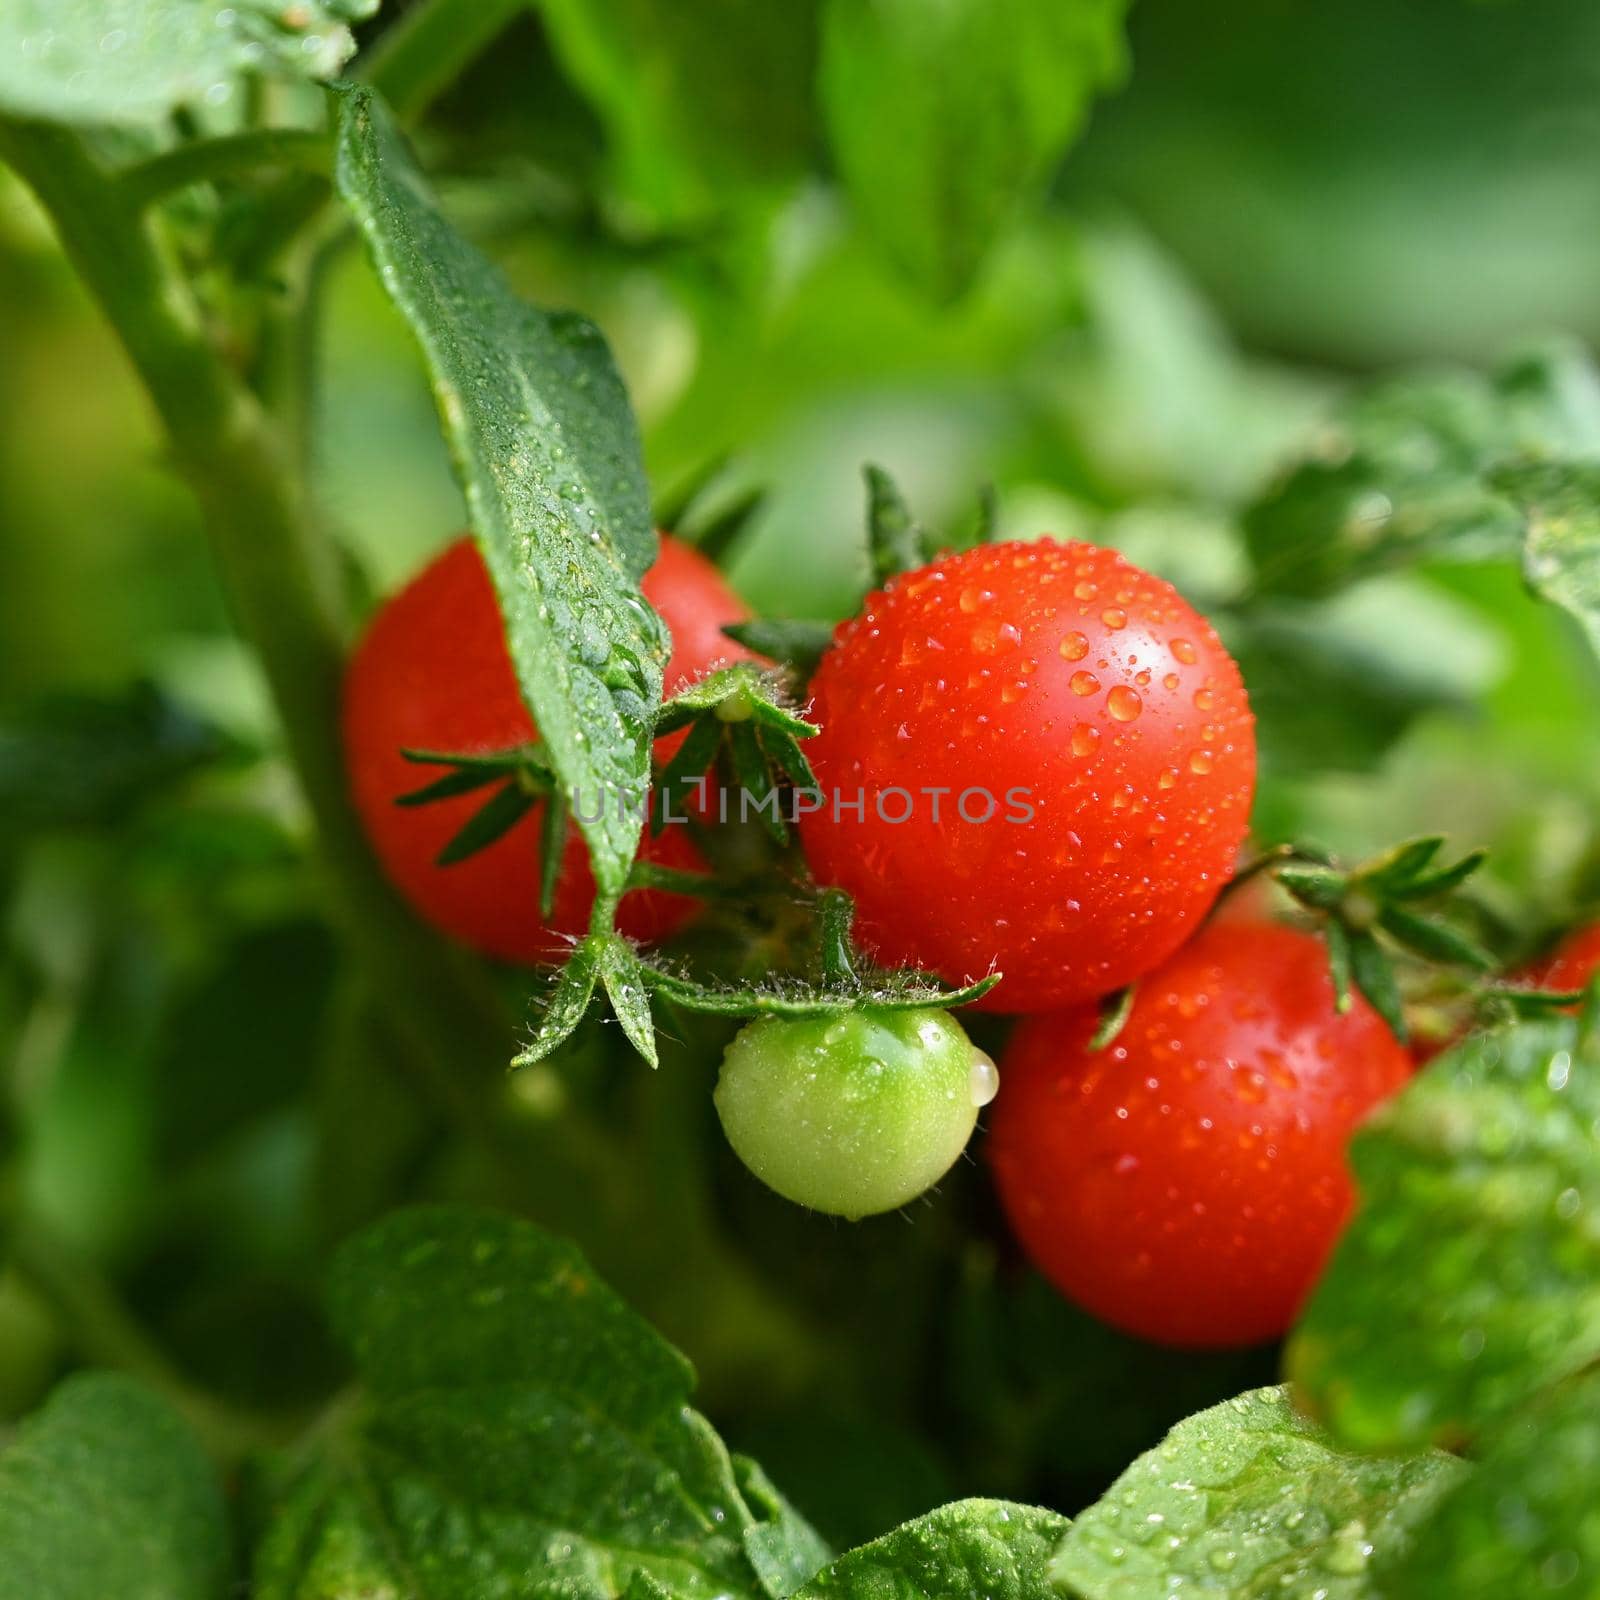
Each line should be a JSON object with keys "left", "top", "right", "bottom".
{"left": 0, "top": 115, "right": 593, "bottom": 1183}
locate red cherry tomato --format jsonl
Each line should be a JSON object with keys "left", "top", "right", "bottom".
{"left": 799, "top": 540, "right": 1255, "bottom": 1011}
{"left": 987, "top": 919, "right": 1412, "bottom": 1348}
{"left": 1519, "top": 922, "right": 1600, "bottom": 998}
{"left": 343, "top": 533, "right": 755, "bottom": 962}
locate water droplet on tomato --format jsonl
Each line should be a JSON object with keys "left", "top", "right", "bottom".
{"left": 1059, "top": 632, "right": 1089, "bottom": 660}
{"left": 968, "top": 1050, "right": 1000, "bottom": 1107}
{"left": 1070, "top": 670, "right": 1101, "bottom": 697}
{"left": 1107, "top": 686, "right": 1142, "bottom": 722}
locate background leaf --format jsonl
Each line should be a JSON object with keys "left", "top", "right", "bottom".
{"left": 1500, "top": 460, "right": 1600, "bottom": 664}
{"left": 0, "top": 0, "right": 373, "bottom": 126}
{"left": 1377, "top": 1370, "right": 1600, "bottom": 1600}
{"left": 335, "top": 84, "right": 666, "bottom": 899}
{"left": 819, "top": 0, "right": 1130, "bottom": 298}
{"left": 0, "top": 683, "right": 233, "bottom": 840}
{"left": 1049, "top": 1386, "right": 1466, "bottom": 1600}
{"left": 255, "top": 1205, "right": 832, "bottom": 1600}
{"left": 1244, "top": 344, "right": 1600, "bottom": 599}
{"left": 1289, "top": 1013, "right": 1600, "bottom": 1452}
{"left": 0, "top": 1373, "right": 230, "bottom": 1600}
{"left": 797, "top": 1500, "right": 1065, "bottom": 1600}
{"left": 535, "top": 0, "right": 817, "bottom": 220}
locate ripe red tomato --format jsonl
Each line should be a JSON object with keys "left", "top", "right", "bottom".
{"left": 1520, "top": 922, "right": 1600, "bottom": 998}
{"left": 343, "top": 533, "right": 755, "bottom": 962}
{"left": 799, "top": 540, "right": 1255, "bottom": 1011}
{"left": 987, "top": 919, "right": 1412, "bottom": 1348}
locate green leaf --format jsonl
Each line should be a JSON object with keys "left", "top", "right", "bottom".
{"left": 1289, "top": 1013, "right": 1600, "bottom": 1452}
{"left": 514, "top": 937, "right": 605, "bottom": 1066}
{"left": 0, "top": 0, "right": 373, "bottom": 126}
{"left": 799, "top": 1500, "right": 1065, "bottom": 1600}
{"left": 1498, "top": 460, "right": 1600, "bottom": 663}
{"left": 0, "top": 1373, "right": 230, "bottom": 1600}
{"left": 1244, "top": 343, "right": 1600, "bottom": 599}
{"left": 735, "top": 1459, "right": 833, "bottom": 1600}
{"left": 0, "top": 681, "right": 233, "bottom": 837}
{"left": 599, "top": 936, "right": 659, "bottom": 1068}
{"left": 254, "top": 1207, "right": 833, "bottom": 1600}
{"left": 536, "top": 0, "right": 817, "bottom": 220}
{"left": 335, "top": 83, "right": 666, "bottom": 901}
{"left": 1378, "top": 1371, "right": 1600, "bottom": 1600}
{"left": 819, "top": 0, "right": 1129, "bottom": 299}
{"left": 1048, "top": 1386, "right": 1466, "bottom": 1600}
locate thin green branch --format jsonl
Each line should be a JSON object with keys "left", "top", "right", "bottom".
{"left": 119, "top": 127, "right": 331, "bottom": 211}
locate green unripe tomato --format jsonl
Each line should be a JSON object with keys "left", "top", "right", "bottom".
{"left": 714, "top": 1007, "right": 998, "bottom": 1219}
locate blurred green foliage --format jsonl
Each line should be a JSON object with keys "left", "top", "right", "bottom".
{"left": 1, "top": 0, "right": 1599, "bottom": 1560}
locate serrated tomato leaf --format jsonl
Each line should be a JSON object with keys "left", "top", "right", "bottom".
{"left": 1049, "top": 1386, "right": 1465, "bottom": 1600}
{"left": 0, "top": 0, "right": 372, "bottom": 125}
{"left": 0, "top": 1374, "right": 230, "bottom": 1600}
{"left": 254, "top": 1207, "right": 833, "bottom": 1600}
{"left": 1289, "top": 1013, "right": 1600, "bottom": 1452}
{"left": 336, "top": 84, "right": 666, "bottom": 900}
{"left": 798, "top": 1500, "right": 1064, "bottom": 1600}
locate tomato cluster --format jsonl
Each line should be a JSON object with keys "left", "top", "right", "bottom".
{"left": 345, "top": 530, "right": 1449, "bottom": 1347}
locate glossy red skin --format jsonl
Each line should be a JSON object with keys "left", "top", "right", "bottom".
{"left": 988, "top": 920, "right": 1413, "bottom": 1348}
{"left": 343, "top": 534, "right": 754, "bottom": 963}
{"left": 1520, "top": 923, "right": 1600, "bottom": 998}
{"left": 799, "top": 540, "right": 1255, "bottom": 1011}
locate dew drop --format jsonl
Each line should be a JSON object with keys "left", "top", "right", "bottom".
{"left": 1107, "top": 685, "right": 1143, "bottom": 722}
{"left": 1102, "top": 606, "right": 1128, "bottom": 630}
{"left": 1189, "top": 749, "right": 1214, "bottom": 775}
{"left": 1071, "top": 670, "right": 1101, "bottom": 697}
{"left": 1074, "top": 580, "right": 1098, "bottom": 601}
{"left": 1171, "top": 638, "right": 1198, "bottom": 665}
{"left": 1194, "top": 687, "right": 1215, "bottom": 711}
{"left": 1072, "top": 723, "right": 1101, "bottom": 757}
{"left": 1158, "top": 768, "right": 1178, "bottom": 790}
{"left": 1060, "top": 632, "right": 1089, "bottom": 661}
{"left": 969, "top": 1050, "right": 1000, "bottom": 1107}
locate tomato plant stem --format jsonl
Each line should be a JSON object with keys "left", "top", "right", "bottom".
{"left": 0, "top": 115, "right": 593, "bottom": 1195}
